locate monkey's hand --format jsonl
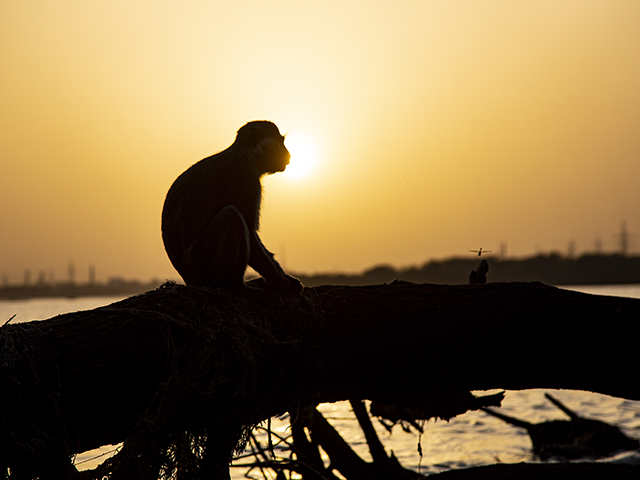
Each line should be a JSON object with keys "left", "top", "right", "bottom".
{"left": 260, "top": 273, "right": 303, "bottom": 297}
{"left": 281, "top": 274, "right": 303, "bottom": 295}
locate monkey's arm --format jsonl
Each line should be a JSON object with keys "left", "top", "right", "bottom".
{"left": 248, "top": 232, "right": 302, "bottom": 295}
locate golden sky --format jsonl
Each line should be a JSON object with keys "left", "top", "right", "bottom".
{"left": 1, "top": 1, "right": 640, "bottom": 284}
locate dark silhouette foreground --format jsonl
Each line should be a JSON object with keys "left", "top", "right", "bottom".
{"left": 1, "top": 281, "right": 639, "bottom": 479}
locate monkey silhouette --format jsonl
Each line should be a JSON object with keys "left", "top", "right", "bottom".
{"left": 162, "top": 120, "right": 303, "bottom": 304}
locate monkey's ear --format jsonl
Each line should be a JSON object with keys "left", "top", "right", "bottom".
{"left": 239, "top": 124, "right": 263, "bottom": 149}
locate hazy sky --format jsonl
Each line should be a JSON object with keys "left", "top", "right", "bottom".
{"left": 1, "top": 1, "right": 639, "bottom": 284}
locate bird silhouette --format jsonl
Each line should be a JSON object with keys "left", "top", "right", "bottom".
{"left": 469, "top": 247, "right": 491, "bottom": 256}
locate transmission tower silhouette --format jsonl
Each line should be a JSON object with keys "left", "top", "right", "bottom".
{"left": 617, "top": 220, "right": 633, "bottom": 256}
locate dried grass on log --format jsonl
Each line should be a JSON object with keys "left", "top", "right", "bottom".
{"left": 2, "top": 282, "right": 324, "bottom": 479}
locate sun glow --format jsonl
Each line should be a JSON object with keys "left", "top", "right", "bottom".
{"left": 283, "top": 132, "right": 319, "bottom": 179}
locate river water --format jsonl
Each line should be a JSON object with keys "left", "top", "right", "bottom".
{"left": 1, "top": 285, "right": 639, "bottom": 477}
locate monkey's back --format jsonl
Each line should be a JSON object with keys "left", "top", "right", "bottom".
{"left": 161, "top": 148, "right": 262, "bottom": 279}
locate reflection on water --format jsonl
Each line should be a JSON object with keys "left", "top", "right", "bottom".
{"left": 0, "top": 295, "right": 125, "bottom": 325}
{"left": 1, "top": 286, "right": 639, "bottom": 476}
{"left": 235, "top": 391, "right": 640, "bottom": 478}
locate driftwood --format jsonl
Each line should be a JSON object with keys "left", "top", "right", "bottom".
{"left": 1, "top": 280, "right": 640, "bottom": 478}
{"left": 481, "top": 393, "right": 639, "bottom": 460}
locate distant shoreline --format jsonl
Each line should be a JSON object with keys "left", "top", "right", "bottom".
{"left": 2, "top": 253, "right": 639, "bottom": 300}
{"left": 0, "top": 279, "right": 164, "bottom": 300}
{"left": 296, "top": 253, "right": 640, "bottom": 287}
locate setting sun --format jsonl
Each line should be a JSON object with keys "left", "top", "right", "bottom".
{"left": 283, "top": 132, "right": 319, "bottom": 179}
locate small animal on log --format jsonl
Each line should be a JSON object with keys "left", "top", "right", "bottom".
{"left": 162, "top": 120, "right": 303, "bottom": 304}
{"left": 469, "top": 259, "right": 489, "bottom": 284}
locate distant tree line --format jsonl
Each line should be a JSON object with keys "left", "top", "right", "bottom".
{"left": 296, "top": 253, "right": 640, "bottom": 287}
{"left": 2, "top": 254, "right": 639, "bottom": 300}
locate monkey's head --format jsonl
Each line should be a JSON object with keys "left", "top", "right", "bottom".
{"left": 235, "top": 120, "right": 291, "bottom": 174}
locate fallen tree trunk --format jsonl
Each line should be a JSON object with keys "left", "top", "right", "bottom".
{"left": 1, "top": 281, "right": 639, "bottom": 478}
{"left": 314, "top": 281, "right": 640, "bottom": 402}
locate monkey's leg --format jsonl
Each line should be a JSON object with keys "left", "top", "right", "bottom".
{"left": 189, "top": 206, "right": 285, "bottom": 305}
{"left": 185, "top": 205, "right": 250, "bottom": 289}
